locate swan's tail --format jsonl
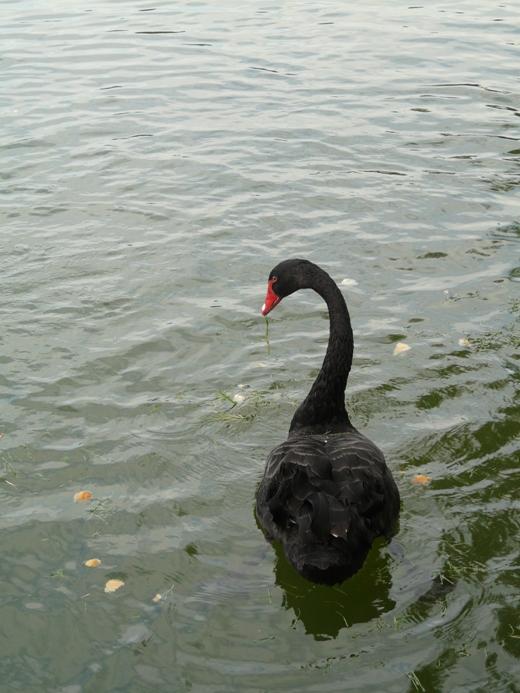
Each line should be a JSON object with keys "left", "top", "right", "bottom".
{"left": 264, "top": 464, "right": 375, "bottom": 585}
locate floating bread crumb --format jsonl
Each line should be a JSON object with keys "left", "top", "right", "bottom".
{"left": 104, "top": 579, "right": 125, "bottom": 593}
{"left": 393, "top": 342, "right": 411, "bottom": 355}
{"left": 84, "top": 558, "right": 101, "bottom": 568}
{"left": 412, "top": 474, "right": 432, "bottom": 486}
{"left": 74, "top": 490, "right": 93, "bottom": 502}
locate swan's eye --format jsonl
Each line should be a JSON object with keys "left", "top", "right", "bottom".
{"left": 271, "top": 276, "right": 278, "bottom": 284}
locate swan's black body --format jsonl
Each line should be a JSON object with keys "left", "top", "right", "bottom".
{"left": 256, "top": 259, "right": 400, "bottom": 585}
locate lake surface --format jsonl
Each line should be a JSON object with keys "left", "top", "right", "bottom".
{"left": 1, "top": 1, "right": 519, "bottom": 691}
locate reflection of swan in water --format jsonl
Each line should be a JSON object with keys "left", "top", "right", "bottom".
{"left": 273, "top": 538, "right": 397, "bottom": 640}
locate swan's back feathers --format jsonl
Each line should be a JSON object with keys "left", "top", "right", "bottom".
{"left": 256, "top": 430, "right": 400, "bottom": 585}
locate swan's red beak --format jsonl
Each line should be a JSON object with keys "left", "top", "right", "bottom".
{"left": 261, "top": 278, "right": 281, "bottom": 316}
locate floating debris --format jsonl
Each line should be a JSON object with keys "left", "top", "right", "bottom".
{"left": 74, "top": 490, "right": 93, "bottom": 502}
{"left": 393, "top": 342, "right": 411, "bottom": 355}
{"left": 340, "top": 278, "right": 358, "bottom": 287}
{"left": 104, "top": 579, "right": 125, "bottom": 593}
{"left": 232, "top": 393, "right": 245, "bottom": 404}
{"left": 217, "top": 391, "right": 236, "bottom": 406}
{"left": 458, "top": 337, "right": 471, "bottom": 348}
{"left": 412, "top": 474, "right": 432, "bottom": 486}
{"left": 152, "top": 583, "right": 175, "bottom": 603}
{"left": 84, "top": 558, "right": 101, "bottom": 568}
{"left": 264, "top": 316, "right": 271, "bottom": 354}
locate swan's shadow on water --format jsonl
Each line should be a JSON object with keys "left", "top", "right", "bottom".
{"left": 272, "top": 539, "right": 396, "bottom": 640}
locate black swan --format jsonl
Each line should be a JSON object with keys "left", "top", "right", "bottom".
{"left": 256, "top": 259, "right": 400, "bottom": 585}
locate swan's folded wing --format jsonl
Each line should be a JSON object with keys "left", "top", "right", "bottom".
{"left": 257, "top": 432, "right": 399, "bottom": 541}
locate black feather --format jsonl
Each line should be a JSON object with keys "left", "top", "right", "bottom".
{"left": 256, "top": 431, "right": 400, "bottom": 584}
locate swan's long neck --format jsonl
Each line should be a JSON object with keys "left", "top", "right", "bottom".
{"left": 289, "top": 269, "right": 354, "bottom": 436}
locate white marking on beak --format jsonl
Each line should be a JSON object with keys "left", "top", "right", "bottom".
{"left": 261, "top": 303, "right": 266, "bottom": 313}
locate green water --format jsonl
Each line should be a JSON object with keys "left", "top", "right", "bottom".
{"left": 1, "top": 1, "right": 519, "bottom": 691}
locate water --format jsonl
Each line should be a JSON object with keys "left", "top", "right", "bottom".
{"left": 1, "top": 0, "right": 519, "bottom": 690}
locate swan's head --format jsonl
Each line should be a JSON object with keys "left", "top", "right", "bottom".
{"left": 261, "top": 258, "right": 316, "bottom": 316}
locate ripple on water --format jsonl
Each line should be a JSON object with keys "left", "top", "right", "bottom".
{"left": 1, "top": 0, "right": 520, "bottom": 691}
